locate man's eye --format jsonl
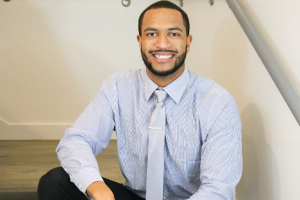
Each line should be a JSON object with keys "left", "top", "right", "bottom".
{"left": 170, "top": 33, "right": 179, "bottom": 36}
{"left": 147, "top": 33, "right": 156, "bottom": 37}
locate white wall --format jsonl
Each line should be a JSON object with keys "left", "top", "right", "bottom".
{"left": 0, "top": 0, "right": 150, "bottom": 139}
{"left": 233, "top": 1, "right": 300, "bottom": 200}
{"left": 1, "top": 0, "right": 300, "bottom": 199}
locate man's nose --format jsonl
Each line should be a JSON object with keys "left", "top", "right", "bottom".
{"left": 154, "top": 34, "right": 171, "bottom": 49}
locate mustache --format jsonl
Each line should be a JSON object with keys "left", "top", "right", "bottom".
{"left": 149, "top": 49, "right": 178, "bottom": 54}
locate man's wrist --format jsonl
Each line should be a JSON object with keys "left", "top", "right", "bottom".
{"left": 86, "top": 181, "right": 103, "bottom": 199}
{"left": 86, "top": 181, "right": 115, "bottom": 200}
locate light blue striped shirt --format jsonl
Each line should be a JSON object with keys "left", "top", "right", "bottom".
{"left": 57, "top": 68, "right": 242, "bottom": 200}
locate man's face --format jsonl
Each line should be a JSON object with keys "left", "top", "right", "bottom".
{"left": 137, "top": 8, "right": 192, "bottom": 77}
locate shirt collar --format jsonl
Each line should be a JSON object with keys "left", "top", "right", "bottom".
{"left": 144, "top": 68, "right": 190, "bottom": 104}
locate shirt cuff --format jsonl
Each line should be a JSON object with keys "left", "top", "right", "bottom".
{"left": 73, "top": 168, "right": 103, "bottom": 196}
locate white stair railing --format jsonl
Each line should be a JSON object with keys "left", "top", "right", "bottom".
{"left": 225, "top": 0, "right": 300, "bottom": 126}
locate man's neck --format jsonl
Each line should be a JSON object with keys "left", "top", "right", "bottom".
{"left": 146, "top": 65, "right": 185, "bottom": 87}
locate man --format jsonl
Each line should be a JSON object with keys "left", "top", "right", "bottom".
{"left": 38, "top": 1, "right": 242, "bottom": 200}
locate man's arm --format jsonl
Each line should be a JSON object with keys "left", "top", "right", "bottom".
{"left": 188, "top": 97, "right": 243, "bottom": 200}
{"left": 86, "top": 181, "right": 115, "bottom": 200}
{"left": 56, "top": 78, "right": 116, "bottom": 199}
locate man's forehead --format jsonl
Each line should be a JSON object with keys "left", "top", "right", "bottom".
{"left": 142, "top": 8, "right": 184, "bottom": 29}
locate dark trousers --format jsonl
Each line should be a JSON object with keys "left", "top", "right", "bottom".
{"left": 37, "top": 167, "right": 145, "bottom": 200}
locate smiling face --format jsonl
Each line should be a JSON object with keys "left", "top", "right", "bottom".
{"left": 137, "top": 8, "right": 192, "bottom": 84}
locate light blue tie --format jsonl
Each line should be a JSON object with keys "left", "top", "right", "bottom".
{"left": 146, "top": 89, "right": 167, "bottom": 200}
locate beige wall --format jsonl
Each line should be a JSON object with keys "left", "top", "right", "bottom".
{"left": 1, "top": 0, "right": 300, "bottom": 199}
{"left": 233, "top": 1, "right": 300, "bottom": 200}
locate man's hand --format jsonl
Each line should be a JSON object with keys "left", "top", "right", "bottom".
{"left": 86, "top": 181, "right": 115, "bottom": 200}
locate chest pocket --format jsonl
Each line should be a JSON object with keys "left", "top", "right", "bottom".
{"left": 173, "top": 147, "right": 201, "bottom": 179}
{"left": 166, "top": 113, "right": 202, "bottom": 179}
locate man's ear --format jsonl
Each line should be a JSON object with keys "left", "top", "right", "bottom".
{"left": 186, "top": 35, "right": 192, "bottom": 53}
{"left": 137, "top": 34, "right": 142, "bottom": 50}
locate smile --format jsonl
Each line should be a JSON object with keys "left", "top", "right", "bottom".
{"left": 152, "top": 54, "right": 174, "bottom": 59}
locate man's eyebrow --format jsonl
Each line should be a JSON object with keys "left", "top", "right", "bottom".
{"left": 144, "top": 27, "right": 183, "bottom": 33}
{"left": 168, "top": 27, "right": 183, "bottom": 32}
{"left": 144, "top": 27, "right": 158, "bottom": 32}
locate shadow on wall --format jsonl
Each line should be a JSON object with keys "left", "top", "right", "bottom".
{"left": 236, "top": 103, "right": 280, "bottom": 200}
{"left": 209, "top": 16, "right": 280, "bottom": 200}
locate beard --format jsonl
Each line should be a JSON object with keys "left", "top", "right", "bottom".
{"left": 141, "top": 46, "right": 187, "bottom": 77}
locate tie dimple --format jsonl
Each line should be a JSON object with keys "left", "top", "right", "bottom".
{"left": 154, "top": 90, "right": 167, "bottom": 103}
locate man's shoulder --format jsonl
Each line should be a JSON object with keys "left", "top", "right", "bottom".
{"left": 100, "top": 69, "right": 145, "bottom": 92}
{"left": 187, "top": 71, "right": 238, "bottom": 130}
{"left": 107, "top": 69, "right": 144, "bottom": 80}
{"left": 102, "top": 69, "right": 145, "bottom": 85}
{"left": 188, "top": 70, "right": 231, "bottom": 98}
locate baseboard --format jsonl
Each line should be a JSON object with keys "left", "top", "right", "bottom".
{"left": 0, "top": 120, "right": 117, "bottom": 140}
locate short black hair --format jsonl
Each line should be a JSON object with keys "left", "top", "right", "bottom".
{"left": 138, "top": 1, "right": 190, "bottom": 37}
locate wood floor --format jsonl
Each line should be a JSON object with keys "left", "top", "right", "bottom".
{"left": 0, "top": 140, "right": 124, "bottom": 197}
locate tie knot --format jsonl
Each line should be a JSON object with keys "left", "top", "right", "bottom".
{"left": 154, "top": 90, "right": 167, "bottom": 103}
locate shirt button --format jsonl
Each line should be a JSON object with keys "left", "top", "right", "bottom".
{"left": 78, "top": 184, "right": 82, "bottom": 190}
{"left": 163, "top": 196, "right": 166, "bottom": 200}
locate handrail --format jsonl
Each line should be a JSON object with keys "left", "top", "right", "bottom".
{"left": 225, "top": 0, "right": 300, "bottom": 126}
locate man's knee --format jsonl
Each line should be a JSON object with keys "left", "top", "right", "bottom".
{"left": 38, "top": 167, "right": 69, "bottom": 195}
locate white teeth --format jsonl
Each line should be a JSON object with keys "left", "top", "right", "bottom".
{"left": 155, "top": 55, "right": 172, "bottom": 59}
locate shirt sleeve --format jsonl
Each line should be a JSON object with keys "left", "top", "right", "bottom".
{"left": 187, "top": 97, "right": 243, "bottom": 200}
{"left": 56, "top": 78, "right": 116, "bottom": 196}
